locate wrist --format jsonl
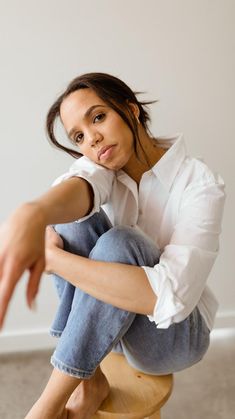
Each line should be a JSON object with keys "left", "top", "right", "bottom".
{"left": 16, "top": 201, "right": 47, "bottom": 227}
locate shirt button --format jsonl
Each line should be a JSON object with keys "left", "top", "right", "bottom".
{"left": 139, "top": 209, "right": 143, "bottom": 215}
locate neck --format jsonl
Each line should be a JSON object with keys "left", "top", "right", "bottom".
{"left": 123, "top": 128, "right": 166, "bottom": 185}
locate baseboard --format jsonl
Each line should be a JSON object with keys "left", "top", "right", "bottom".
{"left": 0, "top": 328, "right": 56, "bottom": 354}
{"left": 0, "top": 311, "right": 234, "bottom": 354}
{"left": 213, "top": 310, "right": 235, "bottom": 329}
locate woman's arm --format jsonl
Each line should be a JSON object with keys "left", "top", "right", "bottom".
{"left": 34, "top": 176, "right": 94, "bottom": 225}
{"left": 47, "top": 247, "right": 157, "bottom": 316}
{"left": 0, "top": 177, "right": 93, "bottom": 327}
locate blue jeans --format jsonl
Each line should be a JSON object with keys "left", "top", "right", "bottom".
{"left": 50, "top": 209, "right": 210, "bottom": 379}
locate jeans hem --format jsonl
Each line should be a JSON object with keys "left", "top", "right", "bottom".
{"left": 49, "top": 328, "right": 63, "bottom": 338}
{"left": 50, "top": 356, "right": 95, "bottom": 379}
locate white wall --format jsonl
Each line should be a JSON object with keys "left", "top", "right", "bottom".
{"left": 0, "top": 0, "right": 234, "bottom": 352}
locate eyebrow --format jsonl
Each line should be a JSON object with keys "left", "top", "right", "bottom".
{"left": 68, "top": 104, "right": 107, "bottom": 138}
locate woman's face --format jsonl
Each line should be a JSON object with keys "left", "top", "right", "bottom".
{"left": 60, "top": 88, "right": 136, "bottom": 171}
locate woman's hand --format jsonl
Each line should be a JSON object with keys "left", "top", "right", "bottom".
{"left": 44, "top": 226, "right": 64, "bottom": 274}
{"left": 0, "top": 203, "right": 46, "bottom": 328}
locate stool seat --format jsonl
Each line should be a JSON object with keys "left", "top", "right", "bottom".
{"left": 92, "top": 352, "right": 173, "bottom": 419}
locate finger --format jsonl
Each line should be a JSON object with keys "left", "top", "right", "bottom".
{"left": 26, "top": 258, "right": 45, "bottom": 308}
{"left": 0, "top": 262, "right": 24, "bottom": 329}
{"left": 45, "top": 225, "right": 59, "bottom": 240}
{"left": 45, "top": 226, "right": 64, "bottom": 249}
{"left": 45, "top": 225, "right": 57, "bottom": 235}
{"left": 45, "top": 226, "right": 55, "bottom": 243}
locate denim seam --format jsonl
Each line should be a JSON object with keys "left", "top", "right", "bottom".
{"left": 88, "top": 311, "right": 136, "bottom": 372}
{"left": 51, "top": 311, "right": 136, "bottom": 378}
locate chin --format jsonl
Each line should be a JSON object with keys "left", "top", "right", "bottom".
{"left": 103, "top": 163, "right": 120, "bottom": 171}
{"left": 109, "top": 159, "right": 127, "bottom": 171}
{"left": 98, "top": 157, "right": 123, "bottom": 171}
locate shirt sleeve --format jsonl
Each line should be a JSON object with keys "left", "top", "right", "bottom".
{"left": 52, "top": 156, "right": 114, "bottom": 223}
{"left": 142, "top": 173, "right": 226, "bottom": 329}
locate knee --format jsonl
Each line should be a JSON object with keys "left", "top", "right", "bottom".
{"left": 89, "top": 225, "right": 158, "bottom": 265}
{"left": 53, "top": 210, "right": 112, "bottom": 255}
{"left": 53, "top": 221, "right": 84, "bottom": 253}
{"left": 53, "top": 221, "right": 78, "bottom": 240}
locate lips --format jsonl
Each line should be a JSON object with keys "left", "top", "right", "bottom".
{"left": 97, "top": 145, "right": 114, "bottom": 160}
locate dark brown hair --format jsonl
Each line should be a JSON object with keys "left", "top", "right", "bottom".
{"left": 46, "top": 72, "right": 157, "bottom": 159}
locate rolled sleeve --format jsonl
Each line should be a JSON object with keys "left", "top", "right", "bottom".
{"left": 52, "top": 156, "right": 114, "bottom": 222}
{"left": 142, "top": 176, "right": 226, "bottom": 329}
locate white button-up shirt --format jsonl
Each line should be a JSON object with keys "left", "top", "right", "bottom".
{"left": 53, "top": 133, "right": 226, "bottom": 330}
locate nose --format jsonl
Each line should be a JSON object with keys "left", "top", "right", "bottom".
{"left": 87, "top": 130, "right": 103, "bottom": 147}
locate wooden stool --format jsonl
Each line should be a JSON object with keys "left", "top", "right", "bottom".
{"left": 92, "top": 352, "right": 173, "bottom": 419}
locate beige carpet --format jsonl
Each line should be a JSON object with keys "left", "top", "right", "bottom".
{"left": 162, "top": 330, "right": 235, "bottom": 419}
{"left": 0, "top": 331, "right": 234, "bottom": 419}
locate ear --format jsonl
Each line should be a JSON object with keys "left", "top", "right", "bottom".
{"left": 126, "top": 100, "right": 140, "bottom": 120}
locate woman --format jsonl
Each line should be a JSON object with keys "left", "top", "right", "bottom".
{"left": 0, "top": 73, "right": 226, "bottom": 419}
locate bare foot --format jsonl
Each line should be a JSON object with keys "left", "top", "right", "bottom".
{"left": 65, "top": 366, "right": 110, "bottom": 419}
{"left": 24, "top": 403, "right": 67, "bottom": 419}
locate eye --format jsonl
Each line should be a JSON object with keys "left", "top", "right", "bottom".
{"left": 93, "top": 113, "right": 105, "bottom": 123}
{"left": 74, "top": 133, "right": 84, "bottom": 144}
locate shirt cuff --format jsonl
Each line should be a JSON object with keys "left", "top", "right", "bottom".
{"left": 141, "top": 265, "right": 185, "bottom": 329}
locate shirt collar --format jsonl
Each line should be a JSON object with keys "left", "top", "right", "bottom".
{"left": 151, "top": 132, "right": 187, "bottom": 192}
